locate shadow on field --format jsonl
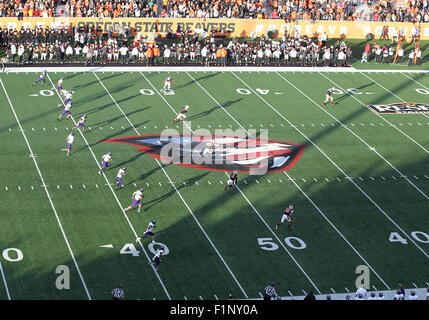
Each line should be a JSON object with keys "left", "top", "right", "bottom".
{"left": 187, "top": 98, "right": 242, "bottom": 121}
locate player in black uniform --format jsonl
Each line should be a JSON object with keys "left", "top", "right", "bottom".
{"left": 322, "top": 87, "right": 336, "bottom": 106}
{"left": 225, "top": 170, "right": 238, "bottom": 191}
{"left": 275, "top": 205, "right": 294, "bottom": 230}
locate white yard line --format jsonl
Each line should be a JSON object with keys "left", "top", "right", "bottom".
{"left": 399, "top": 72, "right": 429, "bottom": 120}
{"left": 357, "top": 72, "right": 429, "bottom": 139}
{"left": 185, "top": 71, "right": 325, "bottom": 293}
{"left": 0, "top": 78, "right": 92, "bottom": 300}
{"left": 0, "top": 262, "right": 11, "bottom": 300}
{"left": 46, "top": 74, "right": 172, "bottom": 300}
{"left": 231, "top": 72, "right": 429, "bottom": 260}
{"left": 4, "top": 66, "right": 429, "bottom": 73}
{"left": 287, "top": 72, "right": 429, "bottom": 200}
{"left": 94, "top": 72, "right": 249, "bottom": 299}
{"left": 189, "top": 73, "right": 390, "bottom": 291}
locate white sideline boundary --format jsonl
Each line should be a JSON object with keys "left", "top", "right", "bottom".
{"left": 0, "top": 78, "right": 92, "bottom": 300}
{"left": 248, "top": 287, "right": 429, "bottom": 300}
{"left": 0, "top": 262, "right": 11, "bottom": 300}
{"left": 3, "top": 66, "right": 429, "bottom": 73}
{"left": 93, "top": 72, "right": 249, "bottom": 299}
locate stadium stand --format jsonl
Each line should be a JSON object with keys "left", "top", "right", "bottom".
{"left": 0, "top": 0, "right": 427, "bottom": 22}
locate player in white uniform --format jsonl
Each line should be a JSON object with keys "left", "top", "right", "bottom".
{"left": 55, "top": 77, "right": 64, "bottom": 91}
{"left": 61, "top": 132, "right": 75, "bottom": 156}
{"left": 115, "top": 167, "right": 126, "bottom": 190}
{"left": 98, "top": 152, "right": 112, "bottom": 174}
{"left": 355, "top": 287, "right": 367, "bottom": 300}
{"left": 200, "top": 140, "right": 215, "bottom": 157}
{"left": 161, "top": 76, "right": 175, "bottom": 93}
{"left": 58, "top": 90, "right": 74, "bottom": 107}
{"left": 322, "top": 87, "right": 336, "bottom": 106}
{"left": 137, "top": 220, "right": 156, "bottom": 244}
{"left": 124, "top": 188, "right": 144, "bottom": 213}
{"left": 73, "top": 115, "right": 87, "bottom": 131}
{"left": 150, "top": 246, "right": 165, "bottom": 271}
{"left": 407, "top": 290, "right": 418, "bottom": 300}
{"left": 171, "top": 105, "right": 190, "bottom": 124}
{"left": 393, "top": 290, "right": 404, "bottom": 300}
{"left": 57, "top": 102, "right": 72, "bottom": 120}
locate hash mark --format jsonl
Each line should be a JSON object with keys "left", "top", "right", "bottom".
{"left": 18, "top": 186, "right": 21, "bottom": 191}
{"left": 258, "top": 292, "right": 263, "bottom": 298}
{"left": 194, "top": 181, "right": 198, "bottom": 185}
{"left": 370, "top": 177, "right": 375, "bottom": 180}
{"left": 372, "top": 285, "right": 377, "bottom": 291}
{"left": 255, "top": 180, "right": 259, "bottom": 184}
{"left": 302, "top": 178, "right": 306, "bottom": 182}
{"left": 337, "top": 177, "right": 341, "bottom": 182}
{"left": 279, "top": 179, "right": 283, "bottom": 183}
{"left": 82, "top": 184, "right": 86, "bottom": 189}
{"left": 325, "top": 178, "right": 329, "bottom": 182}
{"left": 330, "top": 288, "right": 336, "bottom": 294}
{"left": 159, "top": 182, "right": 162, "bottom": 186}
{"left": 381, "top": 176, "right": 386, "bottom": 180}
{"left": 313, "top": 178, "right": 318, "bottom": 182}
{"left": 5, "top": 186, "right": 8, "bottom": 191}
{"left": 345, "top": 287, "right": 350, "bottom": 293}
{"left": 392, "top": 176, "right": 397, "bottom": 180}
{"left": 243, "top": 180, "right": 247, "bottom": 184}
{"left": 288, "top": 290, "right": 293, "bottom": 296}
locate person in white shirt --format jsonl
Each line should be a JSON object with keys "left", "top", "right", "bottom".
{"left": 150, "top": 246, "right": 164, "bottom": 271}
{"left": 115, "top": 167, "right": 126, "bottom": 190}
{"left": 367, "top": 292, "right": 377, "bottom": 300}
{"left": 61, "top": 132, "right": 75, "bottom": 157}
{"left": 408, "top": 290, "right": 419, "bottom": 300}
{"left": 98, "top": 152, "right": 113, "bottom": 174}
{"left": 393, "top": 290, "right": 405, "bottom": 300}
{"left": 119, "top": 45, "right": 128, "bottom": 64}
{"left": 65, "top": 45, "right": 73, "bottom": 62}
{"left": 355, "top": 287, "right": 367, "bottom": 300}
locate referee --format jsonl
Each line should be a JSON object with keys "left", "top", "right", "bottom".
{"left": 112, "top": 284, "right": 125, "bottom": 300}
{"left": 263, "top": 282, "right": 278, "bottom": 300}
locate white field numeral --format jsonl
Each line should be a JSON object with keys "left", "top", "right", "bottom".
{"left": 258, "top": 237, "right": 307, "bottom": 251}
{"left": 140, "top": 89, "right": 155, "bottom": 95}
{"left": 415, "top": 88, "right": 429, "bottom": 95}
{"left": 257, "top": 238, "right": 279, "bottom": 251}
{"left": 120, "top": 243, "right": 140, "bottom": 257}
{"left": 236, "top": 88, "right": 251, "bottom": 95}
{"left": 2, "top": 248, "right": 24, "bottom": 262}
{"left": 389, "top": 232, "right": 408, "bottom": 244}
{"left": 39, "top": 89, "right": 54, "bottom": 96}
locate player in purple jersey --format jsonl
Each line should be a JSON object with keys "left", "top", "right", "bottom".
{"left": 33, "top": 70, "right": 47, "bottom": 86}
{"left": 124, "top": 188, "right": 144, "bottom": 213}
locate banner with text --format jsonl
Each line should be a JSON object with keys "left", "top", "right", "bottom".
{"left": 0, "top": 17, "right": 428, "bottom": 40}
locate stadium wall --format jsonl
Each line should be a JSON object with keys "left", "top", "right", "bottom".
{"left": 0, "top": 18, "right": 428, "bottom": 40}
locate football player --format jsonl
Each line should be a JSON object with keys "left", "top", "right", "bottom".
{"left": 57, "top": 102, "right": 72, "bottom": 121}
{"left": 98, "top": 152, "right": 112, "bottom": 174}
{"left": 275, "top": 205, "right": 294, "bottom": 230}
{"left": 33, "top": 70, "right": 47, "bottom": 86}
{"left": 72, "top": 114, "right": 87, "bottom": 131}
{"left": 58, "top": 89, "right": 74, "bottom": 107}
{"left": 115, "top": 167, "right": 126, "bottom": 190}
{"left": 171, "top": 105, "right": 190, "bottom": 124}
{"left": 161, "top": 76, "right": 175, "bottom": 93}
{"left": 55, "top": 77, "right": 64, "bottom": 91}
{"left": 137, "top": 220, "right": 156, "bottom": 244}
{"left": 200, "top": 140, "right": 215, "bottom": 158}
{"left": 124, "top": 188, "right": 144, "bottom": 213}
{"left": 61, "top": 132, "right": 74, "bottom": 157}
{"left": 322, "top": 87, "right": 336, "bottom": 106}
{"left": 150, "top": 245, "right": 164, "bottom": 271}
{"left": 224, "top": 170, "right": 238, "bottom": 191}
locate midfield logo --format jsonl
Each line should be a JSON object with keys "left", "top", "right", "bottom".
{"left": 103, "top": 133, "right": 306, "bottom": 174}
{"left": 367, "top": 103, "right": 429, "bottom": 114}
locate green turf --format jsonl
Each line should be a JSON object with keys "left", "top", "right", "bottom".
{"left": 0, "top": 69, "right": 428, "bottom": 300}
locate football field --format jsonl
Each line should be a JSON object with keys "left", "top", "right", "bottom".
{"left": 0, "top": 67, "right": 428, "bottom": 300}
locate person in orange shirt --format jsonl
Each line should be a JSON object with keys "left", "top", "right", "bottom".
{"left": 153, "top": 45, "right": 160, "bottom": 65}
{"left": 146, "top": 46, "right": 154, "bottom": 66}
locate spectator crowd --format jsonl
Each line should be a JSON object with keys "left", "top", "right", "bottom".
{"left": 0, "top": 24, "right": 354, "bottom": 67}
{"left": 0, "top": 0, "right": 428, "bottom": 23}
